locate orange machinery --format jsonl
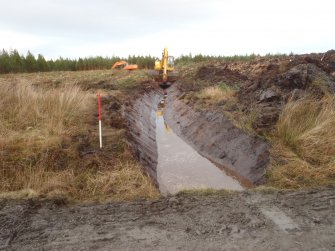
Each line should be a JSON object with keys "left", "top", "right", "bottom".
{"left": 112, "top": 61, "right": 138, "bottom": 70}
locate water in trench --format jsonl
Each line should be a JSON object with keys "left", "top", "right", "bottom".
{"left": 156, "top": 98, "right": 244, "bottom": 195}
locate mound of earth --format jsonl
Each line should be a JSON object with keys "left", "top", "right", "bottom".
{"left": 182, "top": 50, "right": 335, "bottom": 134}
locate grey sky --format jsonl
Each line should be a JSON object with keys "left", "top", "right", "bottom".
{"left": 0, "top": 0, "right": 334, "bottom": 59}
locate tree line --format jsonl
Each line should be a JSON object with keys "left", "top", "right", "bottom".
{"left": 0, "top": 49, "right": 289, "bottom": 74}
{"left": 174, "top": 53, "right": 261, "bottom": 65}
{"left": 175, "top": 52, "right": 293, "bottom": 65}
{"left": 0, "top": 49, "right": 156, "bottom": 74}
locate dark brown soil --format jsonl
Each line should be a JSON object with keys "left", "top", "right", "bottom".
{"left": 164, "top": 86, "right": 269, "bottom": 185}
{"left": 1, "top": 187, "right": 335, "bottom": 250}
{"left": 123, "top": 87, "right": 163, "bottom": 185}
{"left": 122, "top": 83, "right": 269, "bottom": 186}
{"left": 181, "top": 50, "right": 335, "bottom": 134}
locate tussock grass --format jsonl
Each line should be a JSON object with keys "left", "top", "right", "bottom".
{"left": 276, "top": 96, "right": 335, "bottom": 165}
{"left": 0, "top": 160, "right": 158, "bottom": 201}
{"left": 0, "top": 82, "right": 90, "bottom": 195}
{"left": 223, "top": 104, "right": 260, "bottom": 135}
{"left": 82, "top": 161, "right": 159, "bottom": 201}
{"left": 0, "top": 72, "right": 159, "bottom": 201}
{"left": 0, "top": 189, "right": 38, "bottom": 200}
{"left": 268, "top": 143, "right": 335, "bottom": 188}
{"left": 195, "top": 85, "right": 236, "bottom": 104}
{"left": 267, "top": 96, "right": 335, "bottom": 188}
{"left": 0, "top": 82, "right": 89, "bottom": 137}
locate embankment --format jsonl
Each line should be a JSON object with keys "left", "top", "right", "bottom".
{"left": 123, "top": 87, "right": 163, "bottom": 185}
{"left": 124, "top": 85, "right": 269, "bottom": 186}
{"left": 164, "top": 85, "right": 269, "bottom": 185}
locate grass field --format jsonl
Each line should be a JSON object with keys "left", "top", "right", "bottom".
{"left": 0, "top": 70, "right": 159, "bottom": 202}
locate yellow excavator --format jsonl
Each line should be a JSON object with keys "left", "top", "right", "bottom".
{"left": 148, "top": 47, "right": 179, "bottom": 88}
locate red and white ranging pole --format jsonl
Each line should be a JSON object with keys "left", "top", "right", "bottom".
{"left": 97, "top": 93, "right": 102, "bottom": 149}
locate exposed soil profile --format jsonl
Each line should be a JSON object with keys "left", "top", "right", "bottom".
{"left": 123, "top": 87, "right": 163, "bottom": 186}
{"left": 124, "top": 84, "right": 270, "bottom": 191}
{"left": 164, "top": 85, "right": 270, "bottom": 185}
{"left": 156, "top": 98, "right": 244, "bottom": 194}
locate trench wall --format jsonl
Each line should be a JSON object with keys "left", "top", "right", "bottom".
{"left": 124, "top": 85, "right": 269, "bottom": 186}
{"left": 164, "top": 86, "right": 270, "bottom": 185}
{"left": 123, "top": 88, "right": 162, "bottom": 186}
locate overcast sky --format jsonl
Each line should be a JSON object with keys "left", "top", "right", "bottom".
{"left": 0, "top": 0, "right": 334, "bottom": 59}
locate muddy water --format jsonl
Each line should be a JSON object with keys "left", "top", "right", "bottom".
{"left": 156, "top": 99, "right": 243, "bottom": 195}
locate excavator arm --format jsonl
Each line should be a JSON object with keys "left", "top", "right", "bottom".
{"left": 162, "top": 47, "right": 168, "bottom": 83}
{"left": 152, "top": 47, "right": 178, "bottom": 86}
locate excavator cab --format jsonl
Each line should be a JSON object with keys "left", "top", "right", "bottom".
{"left": 150, "top": 48, "right": 179, "bottom": 88}
{"left": 167, "top": 56, "right": 175, "bottom": 69}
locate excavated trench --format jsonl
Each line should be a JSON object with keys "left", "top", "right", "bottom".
{"left": 124, "top": 85, "right": 269, "bottom": 195}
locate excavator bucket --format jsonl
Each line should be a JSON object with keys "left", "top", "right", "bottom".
{"left": 147, "top": 70, "right": 179, "bottom": 87}
{"left": 148, "top": 48, "right": 179, "bottom": 88}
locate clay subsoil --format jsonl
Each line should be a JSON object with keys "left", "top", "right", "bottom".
{"left": 1, "top": 188, "right": 335, "bottom": 250}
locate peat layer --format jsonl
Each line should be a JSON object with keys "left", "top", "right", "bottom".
{"left": 125, "top": 50, "right": 335, "bottom": 188}
{"left": 124, "top": 85, "right": 270, "bottom": 187}
{"left": 123, "top": 87, "right": 163, "bottom": 186}
{"left": 164, "top": 86, "right": 269, "bottom": 185}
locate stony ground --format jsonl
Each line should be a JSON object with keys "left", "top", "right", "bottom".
{"left": 1, "top": 187, "right": 334, "bottom": 250}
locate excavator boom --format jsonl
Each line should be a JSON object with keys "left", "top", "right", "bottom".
{"left": 150, "top": 47, "right": 179, "bottom": 88}
{"left": 112, "top": 61, "right": 138, "bottom": 70}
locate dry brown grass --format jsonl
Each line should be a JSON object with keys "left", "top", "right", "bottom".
{"left": 267, "top": 142, "right": 335, "bottom": 188}
{"left": 1, "top": 159, "right": 158, "bottom": 202}
{"left": 0, "top": 71, "right": 159, "bottom": 202}
{"left": 267, "top": 95, "right": 335, "bottom": 188}
{"left": 195, "top": 85, "right": 236, "bottom": 104}
{"left": 0, "top": 82, "right": 90, "bottom": 137}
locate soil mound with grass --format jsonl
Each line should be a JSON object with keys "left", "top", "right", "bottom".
{"left": 177, "top": 50, "right": 335, "bottom": 188}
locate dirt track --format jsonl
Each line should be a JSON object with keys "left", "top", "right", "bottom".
{"left": 1, "top": 188, "right": 335, "bottom": 250}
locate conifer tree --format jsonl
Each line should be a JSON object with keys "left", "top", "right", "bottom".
{"left": 37, "top": 54, "right": 49, "bottom": 72}
{"left": 9, "top": 49, "right": 23, "bottom": 73}
{"left": 24, "top": 51, "right": 37, "bottom": 72}
{"left": 0, "top": 49, "right": 10, "bottom": 73}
